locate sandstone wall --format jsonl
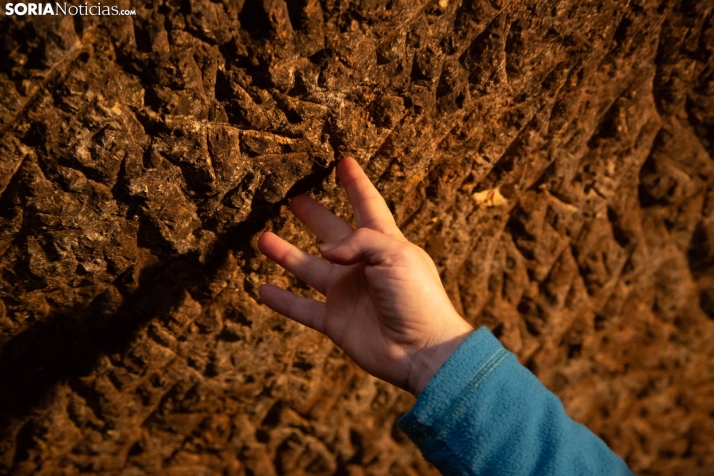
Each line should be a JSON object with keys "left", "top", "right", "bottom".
{"left": 1, "top": 0, "right": 713, "bottom": 474}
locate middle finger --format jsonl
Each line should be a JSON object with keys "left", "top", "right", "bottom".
{"left": 290, "top": 195, "right": 354, "bottom": 243}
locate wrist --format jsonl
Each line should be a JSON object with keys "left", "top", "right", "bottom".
{"left": 407, "top": 314, "right": 474, "bottom": 397}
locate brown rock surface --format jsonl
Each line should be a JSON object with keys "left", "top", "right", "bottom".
{"left": 1, "top": 0, "right": 713, "bottom": 474}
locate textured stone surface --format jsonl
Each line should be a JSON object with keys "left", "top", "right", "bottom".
{"left": 1, "top": 0, "right": 713, "bottom": 474}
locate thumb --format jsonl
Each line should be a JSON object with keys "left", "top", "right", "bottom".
{"left": 319, "top": 228, "right": 406, "bottom": 266}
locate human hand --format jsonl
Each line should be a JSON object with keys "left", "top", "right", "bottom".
{"left": 258, "top": 158, "right": 473, "bottom": 396}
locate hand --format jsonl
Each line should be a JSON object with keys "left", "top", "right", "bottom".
{"left": 258, "top": 158, "right": 473, "bottom": 396}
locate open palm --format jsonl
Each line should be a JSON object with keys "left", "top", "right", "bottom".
{"left": 258, "top": 158, "right": 472, "bottom": 395}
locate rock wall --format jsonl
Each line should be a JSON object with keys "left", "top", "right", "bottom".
{"left": 1, "top": 0, "right": 713, "bottom": 474}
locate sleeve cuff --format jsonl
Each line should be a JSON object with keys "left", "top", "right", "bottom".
{"left": 397, "top": 326, "right": 509, "bottom": 452}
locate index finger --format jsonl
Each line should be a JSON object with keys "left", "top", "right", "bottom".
{"left": 337, "top": 157, "right": 404, "bottom": 238}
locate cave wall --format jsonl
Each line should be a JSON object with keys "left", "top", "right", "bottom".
{"left": 1, "top": 0, "right": 714, "bottom": 474}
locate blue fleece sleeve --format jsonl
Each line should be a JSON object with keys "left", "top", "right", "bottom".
{"left": 398, "top": 327, "right": 634, "bottom": 475}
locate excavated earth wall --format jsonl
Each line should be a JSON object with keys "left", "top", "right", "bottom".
{"left": 1, "top": 0, "right": 714, "bottom": 474}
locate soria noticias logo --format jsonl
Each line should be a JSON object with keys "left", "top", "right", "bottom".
{"left": 4, "top": 2, "right": 136, "bottom": 16}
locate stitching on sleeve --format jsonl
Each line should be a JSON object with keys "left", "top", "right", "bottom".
{"left": 441, "top": 349, "right": 509, "bottom": 434}
{"left": 468, "top": 350, "right": 509, "bottom": 393}
{"left": 421, "top": 347, "right": 511, "bottom": 450}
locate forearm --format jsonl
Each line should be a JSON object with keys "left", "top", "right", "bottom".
{"left": 398, "top": 327, "right": 634, "bottom": 475}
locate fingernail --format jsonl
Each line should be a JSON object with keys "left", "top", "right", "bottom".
{"left": 319, "top": 242, "right": 337, "bottom": 253}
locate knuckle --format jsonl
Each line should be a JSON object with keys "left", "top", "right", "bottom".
{"left": 353, "top": 227, "right": 374, "bottom": 241}
{"left": 394, "top": 243, "right": 419, "bottom": 261}
{"left": 412, "top": 245, "right": 434, "bottom": 263}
